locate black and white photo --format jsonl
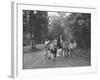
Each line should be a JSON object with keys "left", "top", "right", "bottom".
{"left": 23, "top": 10, "right": 91, "bottom": 69}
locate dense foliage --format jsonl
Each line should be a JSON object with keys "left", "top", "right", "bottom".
{"left": 23, "top": 10, "right": 48, "bottom": 47}
{"left": 23, "top": 10, "right": 91, "bottom": 49}
{"left": 67, "top": 13, "right": 91, "bottom": 48}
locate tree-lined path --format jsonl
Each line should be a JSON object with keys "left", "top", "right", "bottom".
{"left": 23, "top": 10, "right": 91, "bottom": 69}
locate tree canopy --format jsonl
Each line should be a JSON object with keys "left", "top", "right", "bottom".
{"left": 65, "top": 13, "right": 91, "bottom": 48}
{"left": 23, "top": 10, "right": 91, "bottom": 49}
{"left": 23, "top": 10, "right": 48, "bottom": 44}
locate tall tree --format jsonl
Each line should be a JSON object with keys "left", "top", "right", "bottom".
{"left": 23, "top": 10, "right": 48, "bottom": 48}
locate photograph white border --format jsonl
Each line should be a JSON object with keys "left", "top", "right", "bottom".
{"left": 11, "top": 1, "right": 97, "bottom": 78}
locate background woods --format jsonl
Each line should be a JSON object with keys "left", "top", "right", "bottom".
{"left": 23, "top": 10, "right": 48, "bottom": 48}
{"left": 23, "top": 10, "right": 91, "bottom": 49}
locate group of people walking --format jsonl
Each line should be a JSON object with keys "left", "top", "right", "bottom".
{"left": 45, "top": 35, "right": 77, "bottom": 61}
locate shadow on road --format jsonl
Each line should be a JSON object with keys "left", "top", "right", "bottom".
{"left": 23, "top": 47, "right": 43, "bottom": 54}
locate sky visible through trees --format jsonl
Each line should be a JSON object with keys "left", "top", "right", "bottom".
{"left": 23, "top": 10, "right": 91, "bottom": 49}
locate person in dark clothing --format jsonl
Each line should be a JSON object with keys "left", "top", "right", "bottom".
{"left": 57, "top": 35, "right": 62, "bottom": 49}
